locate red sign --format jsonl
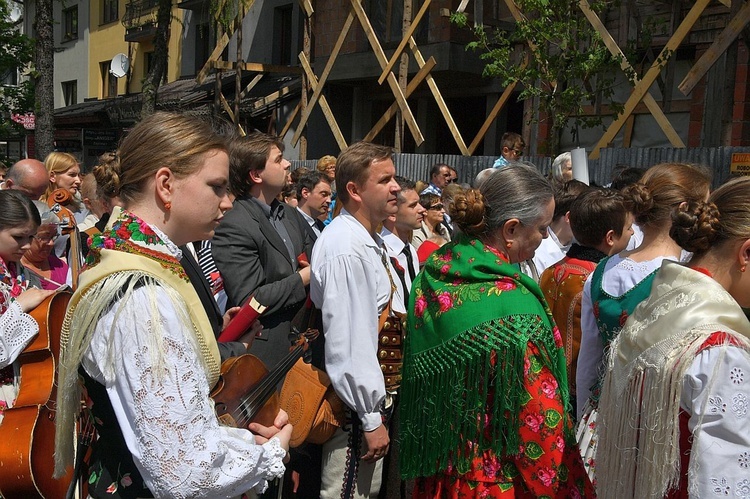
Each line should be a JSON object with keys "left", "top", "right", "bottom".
{"left": 11, "top": 113, "right": 35, "bottom": 130}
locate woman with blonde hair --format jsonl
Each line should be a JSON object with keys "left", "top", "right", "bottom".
{"left": 598, "top": 176, "right": 750, "bottom": 497}
{"left": 54, "top": 112, "right": 291, "bottom": 498}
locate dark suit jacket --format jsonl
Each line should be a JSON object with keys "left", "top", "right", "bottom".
{"left": 293, "top": 208, "right": 324, "bottom": 244}
{"left": 212, "top": 197, "right": 312, "bottom": 368}
{"left": 180, "top": 244, "right": 246, "bottom": 362}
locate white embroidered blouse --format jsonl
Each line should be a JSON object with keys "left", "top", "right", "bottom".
{"left": 80, "top": 228, "right": 286, "bottom": 498}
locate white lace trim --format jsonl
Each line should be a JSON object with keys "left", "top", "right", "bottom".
{"left": 82, "top": 282, "right": 286, "bottom": 498}
{"left": 0, "top": 299, "right": 39, "bottom": 369}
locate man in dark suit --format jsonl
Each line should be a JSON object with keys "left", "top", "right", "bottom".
{"left": 294, "top": 170, "right": 332, "bottom": 242}
{"left": 212, "top": 133, "right": 312, "bottom": 370}
{"left": 180, "top": 242, "right": 249, "bottom": 362}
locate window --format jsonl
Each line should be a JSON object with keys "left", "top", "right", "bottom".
{"left": 194, "top": 22, "right": 210, "bottom": 75}
{"left": 273, "top": 5, "right": 293, "bottom": 65}
{"left": 63, "top": 6, "right": 78, "bottom": 41}
{"left": 100, "top": 62, "right": 118, "bottom": 98}
{"left": 102, "top": 0, "right": 118, "bottom": 24}
{"left": 62, "top": 80, "right": 77, "bottom": 106}
{"left": 368, "top": 0, "right": 428, "bottom": 46}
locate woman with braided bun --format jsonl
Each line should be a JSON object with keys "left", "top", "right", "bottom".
{"left": 596, "top": 176, "right": 750, "bottom": 497}
{"left": 575, "top": 163, "right": 711, "bottom": 482}
{"left": 54, "top": 112, "right": 291, "bottom": 498}
{"left": 399, "top": 162, "right": 593, "bottom": 497}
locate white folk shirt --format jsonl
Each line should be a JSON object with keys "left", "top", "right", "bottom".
{"left": 311, "top": 209, "right": 393, "bottom": 431}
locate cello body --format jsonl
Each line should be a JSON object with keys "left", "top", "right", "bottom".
{"left": 0, "top": 291, "right": 74, "bottom": 498}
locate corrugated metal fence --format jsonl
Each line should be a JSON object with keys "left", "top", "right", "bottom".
{"left": 292, "top": 147, "right": 750, "bottom": 189}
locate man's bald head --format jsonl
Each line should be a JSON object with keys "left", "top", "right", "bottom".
{"left": 6, "top": 159, "right": 49, "bottom": 199}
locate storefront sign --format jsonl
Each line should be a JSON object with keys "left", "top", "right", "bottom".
{"left": 730, "top": 153, "right": 750, "bottom": 176}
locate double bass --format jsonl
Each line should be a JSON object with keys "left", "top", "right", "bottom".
{"left": 0, "top": 291, "right": 74, "bottom": 498}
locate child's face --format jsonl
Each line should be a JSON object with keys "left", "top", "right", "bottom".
{"left": 502, "top": 143, "right": 524, "bottom": 161}
{"left": 609, "top": 213, "right": 635, "bottom": 255}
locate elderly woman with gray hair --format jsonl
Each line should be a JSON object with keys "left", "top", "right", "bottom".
{"left": 550, "top": 151, "right": 573, "bottom": 186}
{"left": 20, "top": 201, "right": 70, "bottom": 290}
{"left": 399, "top": 162, "right": 593, "bottom": 497}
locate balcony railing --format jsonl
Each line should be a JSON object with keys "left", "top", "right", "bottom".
{"left": 122, "top": 0, "right": 158, "bottom": 30}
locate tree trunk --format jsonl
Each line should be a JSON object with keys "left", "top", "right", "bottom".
{"left": 141, "top": 0, "right": 173, "bottom": 117}
{"left": 33, "top": 0, "right": 54, "bottom": 160}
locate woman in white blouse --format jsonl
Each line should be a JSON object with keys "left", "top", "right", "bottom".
{"left": 0, "top": 190, "right": 56, "bottom": 421}
{"left": 597, "top": 176, "right": 750, "bottom": 497}
{"left": 54, "top": 112, "right": 291, "bottom": 498}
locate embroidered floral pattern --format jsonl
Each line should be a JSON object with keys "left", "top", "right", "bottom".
{"left": 711, "top": 477, "right": 730, "bottom": 495}
{"left": 413, "top": 345, "right": 592, "bottom": 497}
{"left": 731, "top": 393, "right": 748, "bottom": 418}
{"left": 86, "top": 209, "right": 187, "bottom": 281}
{"left": 739, "top": 452, "right": 750, "bottom": 469}
{"left": 709, "top": 395, "right": 727, "bottom": 414}
{"left": 736, "top": 479, "right": 750, "bottom": 498}
{"left": 730, "top": 367, "right": 745, "bottom": 385}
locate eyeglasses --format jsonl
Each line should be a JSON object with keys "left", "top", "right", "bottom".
{"left": 428, "top": 203, "right": 444, "bottom": 211}
{"left": 33, "top": 234, "right": 59, "bottom": 243}
{"left": 512, "top": 149, "right": 523, "bottom": 156}
{"left": 448, "top": 178, "right": 458, "bottom": 184}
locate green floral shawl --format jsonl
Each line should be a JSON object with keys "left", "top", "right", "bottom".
{"left": 399, "top": 235, "right": 570, "bottom": 479}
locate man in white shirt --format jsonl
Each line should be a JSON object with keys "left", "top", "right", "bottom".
{"left": 2, "top": 159, "right": 49, "bottom": 199}
{"left": 311, "top": 141, "right": 400, "bottom": 498}
{"left": 380, "top": 176, "right": 424, "bottom": 314}
{"left": 378, "top": 176, "right": 424, "bottom": 497}
{"left": 295, "top": 170, "right": 332, "bottom": 242}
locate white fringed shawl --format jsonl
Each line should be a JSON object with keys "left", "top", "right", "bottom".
{"left": 597, "top": 261, "right": 750, "bottom": 498}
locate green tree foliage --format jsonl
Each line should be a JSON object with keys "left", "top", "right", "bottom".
{"left": 0, "top": 0, "right": 35, "bottom": 137}
{"left": 452, "top": 0, "right": 623, "bottom": 154}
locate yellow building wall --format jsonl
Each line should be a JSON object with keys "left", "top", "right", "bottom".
{"left": 87, "top": 2, "right": 184, "bottom": 99}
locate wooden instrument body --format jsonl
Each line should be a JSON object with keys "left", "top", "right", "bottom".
{"left": 0, "top": 291, "right": 74, "bottom": 498}
{"left": 210, "top": 336, "right": 309, "bottom": 431}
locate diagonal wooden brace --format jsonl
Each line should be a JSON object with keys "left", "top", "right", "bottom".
{"left": 292, "top": 12, "right": 356, "bottom": 146}
{"left": 590, "top": 0, "right": 710, "bottom": 159}
{"left": 377, "top": 0, "right": 432, "bottom": 85}
{"left": 679, "top": 0, "right": 750, "bottom": 96}
{"left": 364, "top": 57, "right": 437, "bottom": 142}
{"left": 350, "top": 0, "right": 424, "bottom": 145}
{"left": 299, "top": 53, "right": 348, "bottom": 151}
{"left": 579, "top": 0, "right": 684, "bottom": 149}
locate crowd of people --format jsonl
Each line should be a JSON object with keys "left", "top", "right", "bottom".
{"left": 0, "top": 113, "right": 748, "bottom": 499}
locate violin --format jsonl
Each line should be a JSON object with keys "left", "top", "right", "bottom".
{"left": 0, "top": 291, "right": 74, "bottom": 498}
{"left": 210, "top": 334, "right": 312, "bottom": 429}
{"left": 47, "top": 188, "right": 82, "bottom": 290}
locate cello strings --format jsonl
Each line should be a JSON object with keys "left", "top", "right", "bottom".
{"left": 230, "top": 344, "right": 305, "bottom": 427}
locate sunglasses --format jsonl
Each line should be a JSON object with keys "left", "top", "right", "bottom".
{"left": 428, "top": 203, "right": 444, "bottom": 211}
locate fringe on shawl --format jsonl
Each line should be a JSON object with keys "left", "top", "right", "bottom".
{"left": 54, "top": 271, "right": 200, "bottom": 477}
{"left": 399, "top": 314, "right": 571, "bottom": 480}
{"left": 596, "top": 326, "right": 750, "bottom": 498}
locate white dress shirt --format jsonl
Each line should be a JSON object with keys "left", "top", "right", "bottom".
{"left": 531, "top": 229, "right": 566, "bottom": 278}
{"left": 380, "top": 227, "right": 419, "bottom": 315}
{"left": 296, "top": 206, "right": 322, "bottom": 238}
{"left": 310, "top": 210, "right": 393, "bottom": 431}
